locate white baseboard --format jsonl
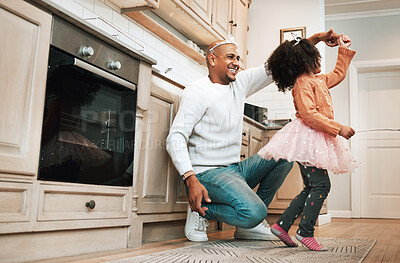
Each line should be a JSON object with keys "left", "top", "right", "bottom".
{"left": 316, "top": 213, "right": 331, "bottom": 226}
{"left": 329, "top": 210, "right": 352, "bottom": 218}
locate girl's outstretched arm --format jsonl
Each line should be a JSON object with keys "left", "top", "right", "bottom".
{"left": 324, "top": 37, "right": 356, "bottom": 88}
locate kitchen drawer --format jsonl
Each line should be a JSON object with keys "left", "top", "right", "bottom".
{"left": 240, "top": 144, "right": 248, "bottom": 161}
{"left": 38, "top": 184, "right": 130, "bottom": 221}
{"left": 242, "top": 126, "right": 250, "bottom": 143}
{"left": 0, "top": 182, "right": 32, "bottom": 223}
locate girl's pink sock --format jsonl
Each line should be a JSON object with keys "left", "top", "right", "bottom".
{"left": 270, "top": 223, "right": 297, "bottom": 247}
{"left": 295, "top": 233, "right": 328, "bottom": 251}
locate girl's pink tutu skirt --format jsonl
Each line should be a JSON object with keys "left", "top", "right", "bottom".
{"left": 258, "top": 118, "right": 359, "bottom": 174}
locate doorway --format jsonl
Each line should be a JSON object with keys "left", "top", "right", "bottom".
{"left": 350, "top": 60, "right": 400, "bottom": 219}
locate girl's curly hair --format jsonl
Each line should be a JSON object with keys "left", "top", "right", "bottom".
{"left": 266, "top": 39, "right": 321, "bottom": 92}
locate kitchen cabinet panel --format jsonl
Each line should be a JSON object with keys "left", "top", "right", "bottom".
{"left": 173, "top": 177, "right": 188, "bottom": 212}
{"left": 0, "top": 0, "right": 51, "bottom": 176}
{"left": 109, "top": 0, "right": 160, "bottom": 10}
{"left": 231, "top": 0, "right": 249, "bottom": 67}
{"left": 147, "top": 0, "right": 249, "bottom": 64}
{"left": 211, "top": 0, "right": 232, "bottom": 38}
{"left": 0, "top": 182, "right": 32, "bottom": 223}
{"left": 136, "top": 84, "right": 185, "bottom": 214}
{"left": 37, "top": 184, "right": 130, "bottom": 221}
{"left": 248, "top": 125, "right": 264, "bottom": 157}
{"left": 190, "top": 0, "right": 212, "bottom": 25}
{"left": 241, "top": 121, "right": 250, "bottom": 160}
{"left": 241, "top": 117, "right": 267, "bottom": 161}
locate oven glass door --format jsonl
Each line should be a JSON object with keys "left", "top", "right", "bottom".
{"left": 38, "top": 47, "right": 136, "bottom": 186}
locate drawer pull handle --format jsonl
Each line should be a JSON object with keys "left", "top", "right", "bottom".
{"left": 240, "top": 154, "right": 246, "bottom": 158}
{"left": 242, "top": 132, "right": 247, "bottom": 136}
{"left": 85, "top": 200, "right": 96, "bottom": 209}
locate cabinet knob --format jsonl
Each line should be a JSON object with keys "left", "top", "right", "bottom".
{"left": 240, "top": 154, "right": 246, "bottom": 158}
{"left": 229, "top": 20, "right": 234, "bottom": 23}
{"left": 233, "top": 23, "right": 237, "bottom": 27}
{"left": 85, "top": 200, "right": 96, "bottom": 209}
{"left": 242, "top": 132, "right": 247, "bottom": 136}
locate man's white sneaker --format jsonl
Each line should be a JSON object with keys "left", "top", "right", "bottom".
{"left": 234, "top": 220, "right": 279, "bottom": 241}
{"left": 184, "top": 205, "right": 209, "bottom": 242}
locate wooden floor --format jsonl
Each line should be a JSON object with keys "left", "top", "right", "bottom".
{"left": 33, "top": 218, "right": 400, "bottom": 263}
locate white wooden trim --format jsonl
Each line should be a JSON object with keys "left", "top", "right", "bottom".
{"left": 326, "top": 0, "right": 381, "bottom": 7}
{"left": 349, "top": 58, "right": 400, "bottom": 218}
{"left": 319, "top": 0, "right": 326, "bottom": 74}
{"left": 329, "top": 210, "right": 352, "bottom": 218}
{"left": 326, "top": 8, "right": 400, "bottom": 21}
{"left": 316, "top": 213, "right": 331, "bottom": 226}
{"left": 349, "top": 64, "right": 361, "bottom": 218}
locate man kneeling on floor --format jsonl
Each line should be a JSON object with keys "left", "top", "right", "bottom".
{"left": 166, "top": 30, "right": 340, "bottom": 242}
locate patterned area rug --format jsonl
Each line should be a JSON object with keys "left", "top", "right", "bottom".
{"left": 107, "top": 237, "right": 375, "bottom": 263}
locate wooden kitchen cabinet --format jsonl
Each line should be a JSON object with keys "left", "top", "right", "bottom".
{"left": 109, "top": 0, "right": 160, "bottom": 10}
{"left": 187, "top": 0, "right": 213, "bottom": 25}
{"left": 240, "top": 121, "right": 250, "bottom": 160}
{"left": 211, "top": 0, "right": 232, "bottom": 38}
{"left": 231, "top": 0, "right": 249, "bottom": 66}
{"left": 37, "top": 184, "right": 131, "bottom": 222}
{"left": 136, "top": 83, "right": 187, "bottom": 216}
{"left": 248, "top": 123, "right": 264, "bottom": 157}
{"left": 149, "top": 0, "right": 250, "bottom": 65}
{"left": 0, "top": 0, "right": 51, "bottom": 177}
{"left": 241, "top": 116, "right": 268, "bottom": 161}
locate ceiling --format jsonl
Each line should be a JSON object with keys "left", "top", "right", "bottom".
{"left": 325, "top": 0, "right": 400, "bottom": 15}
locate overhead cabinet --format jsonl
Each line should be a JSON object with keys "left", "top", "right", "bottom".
{"left": 109, "top": 0, "right": 160, "bottom": 10}
{"left": 186, "top": 0, "right": 213, "bottom": 25}
{"left": 212, "top": 0, "right": 232, "bottom": 39}
{"left": 231, "top": 0, "right": 248, "bottom": 64}
{"left": 150, "top": 0, "right": 250, "bottom": 66}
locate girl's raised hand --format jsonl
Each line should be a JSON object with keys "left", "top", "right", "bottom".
{"left": 339, "top": 34, "right": 352, "bottom": 48}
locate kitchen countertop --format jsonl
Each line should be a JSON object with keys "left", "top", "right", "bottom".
{"left": 244, "top": 115, "right": 283, "bottom": 130}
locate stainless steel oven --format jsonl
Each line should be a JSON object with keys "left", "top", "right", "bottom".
{"left": 38, "top": 16, "right": 139, "bottom": 186}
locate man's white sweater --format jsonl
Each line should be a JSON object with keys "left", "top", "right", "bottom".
{"left": 166, "top": 65, "right": 273, "bottom": 176}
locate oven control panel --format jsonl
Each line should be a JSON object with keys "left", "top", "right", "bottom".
{"left": 51, "top": 16, "right": 139, "bottom": 85}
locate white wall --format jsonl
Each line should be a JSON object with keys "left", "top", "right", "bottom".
{"left": 48, "top": 0, "right": 208, "bottom": 86}
{"left": 325, "top": 13, "right": 400, "bottom": 215}
{"left": 246, "top": 0, "right": 325, "bottom": 120}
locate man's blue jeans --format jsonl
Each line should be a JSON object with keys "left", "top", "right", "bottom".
{"left": 194, "top": 154, "right": 293, "bottom": 229}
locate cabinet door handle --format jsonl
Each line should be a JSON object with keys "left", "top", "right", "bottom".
{"left": 233, "top": 23, "right": 237, "bottom": 27}
{"left": 229, "top": 20, "right": 234, "bottom": 23}
{"left": 240, "top": 154, "right": 246, "bottom": 158}
{"left": 85, "top": 200, "right": 96, "bottom": 209}
{"left": 242, "top": 132, "right": 247, "bottom": 136}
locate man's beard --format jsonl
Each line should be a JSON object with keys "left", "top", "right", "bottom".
{"left": 225, "top": 73, "right": 236, "bottom": 83}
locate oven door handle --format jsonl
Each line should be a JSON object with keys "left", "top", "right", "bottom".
{"left": 74, "top": 58, "right": 136, "bottom": 90}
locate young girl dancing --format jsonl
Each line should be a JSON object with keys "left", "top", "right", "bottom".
{"left": 257, "top": 35, "right": 359, "bottom": 251}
